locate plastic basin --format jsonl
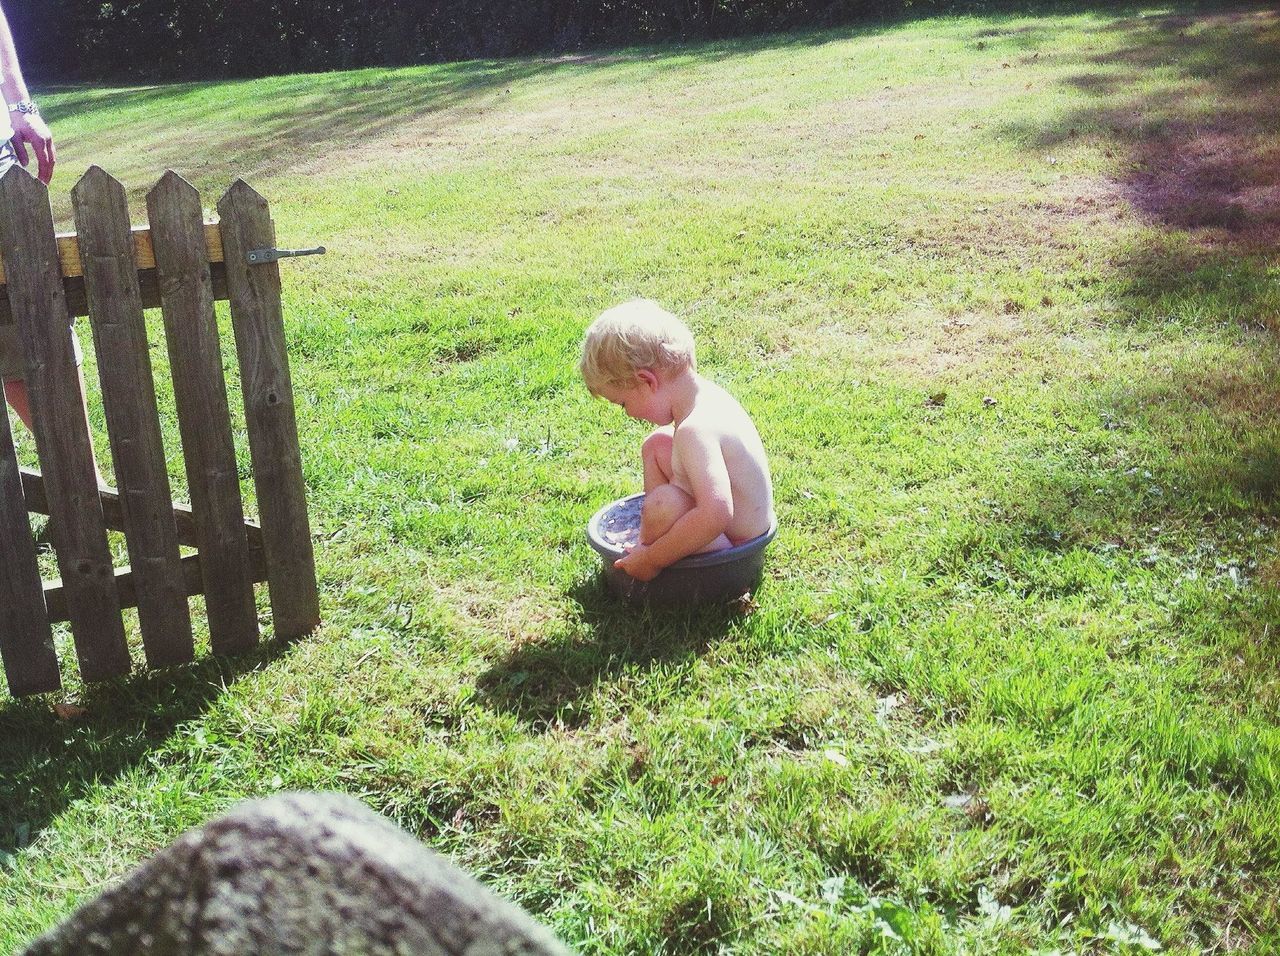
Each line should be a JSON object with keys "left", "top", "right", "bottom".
{"left": 586, "top": 493, "right": 777, "bottom": 606}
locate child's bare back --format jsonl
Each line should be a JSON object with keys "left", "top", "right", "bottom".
{"left": 649, "top": 378, "right": 772, "bottom": 545}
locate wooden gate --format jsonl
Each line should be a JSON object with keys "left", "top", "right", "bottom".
{"left": 0, "top": 166, "right": 319, "bottom": 698}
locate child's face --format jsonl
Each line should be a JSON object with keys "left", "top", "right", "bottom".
{"left": 595, "top": 371, "right": 671, "bottom": 425}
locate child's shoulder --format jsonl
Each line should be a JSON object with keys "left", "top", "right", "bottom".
{"left": 683, "top": 384, "right": 754, "bottom": 435}
{"left": 694, "top": 376, "right": 747, "bottom": 409}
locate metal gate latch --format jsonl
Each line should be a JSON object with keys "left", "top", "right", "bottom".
{"left": 246, "top": 246, "right": 326, "bottom": 264}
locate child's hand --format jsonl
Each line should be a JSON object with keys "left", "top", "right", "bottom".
{"left": 615, "top": 544, "right": 663, "bottom": 582}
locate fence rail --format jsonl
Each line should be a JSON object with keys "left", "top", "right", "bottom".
{"left": 0, "top": 166, "right": 319, "bottom": 698}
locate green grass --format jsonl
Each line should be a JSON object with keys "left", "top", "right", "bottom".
{"left": 3, "top": 3, "right": 1280, "bottom": 953}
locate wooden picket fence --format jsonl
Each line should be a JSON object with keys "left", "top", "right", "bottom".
{"left": 0, "top": 166, "right": 319, "bottom": 698}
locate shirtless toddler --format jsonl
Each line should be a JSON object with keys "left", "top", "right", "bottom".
{"left": 580, "top": 300, "right": 774, "bottom": 582}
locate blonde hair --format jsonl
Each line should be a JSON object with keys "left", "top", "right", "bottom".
{"left": 579, "top": 300, "right": 696, "bottom": 393}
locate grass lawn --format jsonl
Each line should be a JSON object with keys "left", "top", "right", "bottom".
{"left": 3, "top": 3, "right": 1279, "bottom": 952}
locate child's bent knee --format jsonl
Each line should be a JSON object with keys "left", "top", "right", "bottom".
{"left": 641, "top": 428, "right": 676, "bottom": 491}
{"left": 640, "top": 483, "right": 694, "bottom": 544}
{"left": 645, "top": 482, "right": 693, "bottom": 517}
{"left": 642, "top": 427, "right": 674, "bottom": 459}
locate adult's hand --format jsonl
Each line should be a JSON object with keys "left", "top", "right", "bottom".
{"left": 10, "top": 108, "right": 54, "bottom": 184}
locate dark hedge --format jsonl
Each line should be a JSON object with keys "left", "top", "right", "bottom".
{"left": 6, "top": 0, "right": 1015, "bottom": 82}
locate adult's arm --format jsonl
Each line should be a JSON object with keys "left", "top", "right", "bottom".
{"left": 0, "top": 2, "right": 53, "bottom": 184}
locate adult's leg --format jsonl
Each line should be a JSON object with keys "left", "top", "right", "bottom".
{"left": 0, "top": 317, "right": 26, "bottom": 420}
{"left": 2, "top": 376, "right": 30, "bottom": 425}
{"left": 3, "top": 365, "right": 108, "bottom": 486}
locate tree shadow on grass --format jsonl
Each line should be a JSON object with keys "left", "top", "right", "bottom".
{"left": 989, "top": 6, "right": 1280, "bottom": 516}
{"left": 473, "top": 573, "right": 740, "bottom": 730}
{"left": 42, "top": 27, "right": 867, "bottom": 209}
{"left": 999, "top": 6, "right": 1280, "bottom": 254}
{"left": 1077, "top": 7, "right": 1280, "bottom": 521}
{"left": 0, "top": 638, "right": 292, "bottom": 857}
{"left": 40, "top": 59, "right": 567, "bottom": 223}
{"left": 33, "top": 4, "right": 1151, "bottom": 224}
{"left": 964, "top": 5, "right": 1280, "bottom": 362}
{"left": 1094, "top": 9, "right": 1279, "bottom": 242}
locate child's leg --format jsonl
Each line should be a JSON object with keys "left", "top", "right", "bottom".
{"left": 640, "top": 482, "right": 732, "bottom": 553}
{"left": 641, "top": 426, "right": 675, "bottom": 493}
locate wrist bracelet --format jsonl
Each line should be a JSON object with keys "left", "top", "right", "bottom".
{"left": 7, "top": 100, "right": 38, "bottom": 116}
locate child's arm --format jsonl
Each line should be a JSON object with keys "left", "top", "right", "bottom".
{"left": 615, "top": 425, "right": 733, "bottom": 582}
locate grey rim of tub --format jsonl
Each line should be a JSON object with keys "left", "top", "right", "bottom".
{"left": 586, "top": 493, "right": 777, "bottom": 606}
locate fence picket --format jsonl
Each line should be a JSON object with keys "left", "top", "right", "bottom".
{"left": 0, "top": 405, "right": 60, "bottom": 696}
{"left": 20, "top": 467, "right": 266, "bottom": 553}
{"left": 0, "top": 169, "right": 318, "bottom": 697}
{"left": 146, "top": 171, "right": 258, "bottom": 654}
{"left": 0, "top": 167, "right": 130, "bottom": 681}
{"left": 73, "top": 166, "right": 194, "bottom": 667}
{"left": 217, "top": 180, "right": 320, "bottom": 638}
